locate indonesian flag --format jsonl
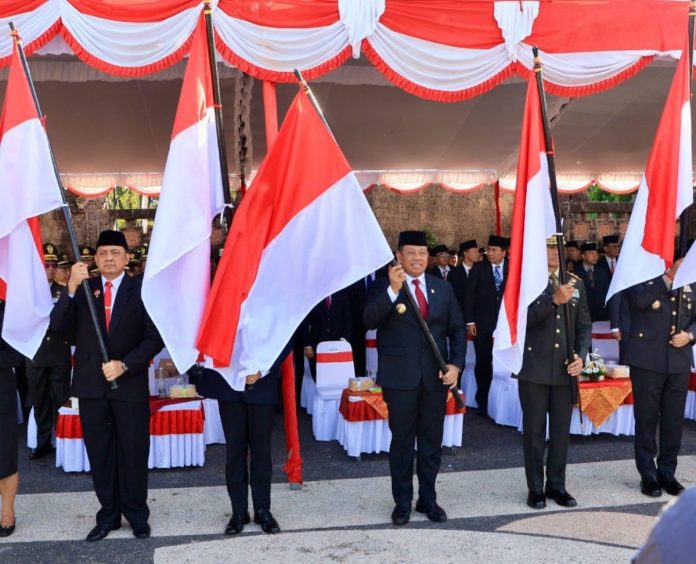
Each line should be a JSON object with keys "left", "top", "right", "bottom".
{"left": 196, "top": 89, "right": 392, "bottom": 388}
{"left": 493, "top": 75, "right": 556, "bottom": 375}
{"left": 0, "top": 36, "right": 63, "bottom": 358}
{"left": 142, "top": 17, "right": 225, "bottom": 373}
{"left": 608, "top": 38, "right": 692, "bottom": 298}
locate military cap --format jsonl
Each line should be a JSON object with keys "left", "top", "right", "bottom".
{"left": 43, "top": 243, "right": 58, "bottom": 262}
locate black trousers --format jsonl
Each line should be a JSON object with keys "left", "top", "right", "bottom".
{"left": 382, "top": 385, "right": 447, "bottom": 508}
{"left": 630, "top": 367, "right": 689, "bottom": 479}
{"left": 474, "top": 332, "right": 494, "bottom": 413}
{"left": 349, "top": 328, "right": 367, "bottom": 377}
{"left": 518, "top": 380, "right": 572, "bottom": 493}
{"left": 79, "top": 396, "right": 150, "bottom": 527}
{"left": 218, "top": 400, "right": 274, "bottom": 515}
{"left": 26, "top": 362, "right": 70, "bottom": 451}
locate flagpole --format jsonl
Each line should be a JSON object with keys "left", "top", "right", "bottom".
{"left": 8, "top": 22, "right": 116, "bottom": 389}
{"left": 678, "top": 2, "right": 696, "bottom": 258}
{"left": 202, "top": 2, "right": 233, "bottom": 230}
{"left": 293, "top": 68, "right": 464, "bottom": 411}
{"left": 531, "top": 47, "right": 582, "bottom": 419}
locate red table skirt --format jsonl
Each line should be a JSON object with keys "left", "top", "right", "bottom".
{"left": 689, "top": 372, "right": 696, "bottom": 392}
{"left": 339, "top": 389, "right": 465, "bottom": 423}
{"left": 56, "top": 414, "right": 83, "bottom": 439}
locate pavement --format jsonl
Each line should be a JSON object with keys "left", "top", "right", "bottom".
{"left": 2, "top": 410, "right": 695, "bottom": 563}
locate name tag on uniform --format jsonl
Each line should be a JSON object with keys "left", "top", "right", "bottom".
{"left": 572, "top": 289, "right": 580, "bottom": 299}
{"left": 684, "top": 284, "right": 692, "bottom": 293}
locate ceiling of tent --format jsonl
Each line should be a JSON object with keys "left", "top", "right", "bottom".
{"left": 0, "top": 56, "right": 682, "bottom": 181}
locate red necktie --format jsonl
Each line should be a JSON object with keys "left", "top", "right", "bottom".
{"left": 412, "top": 279, "right": 429, "bottom": 319}
{"left": 104, "top": 281, "right": 113, "bottom": 331}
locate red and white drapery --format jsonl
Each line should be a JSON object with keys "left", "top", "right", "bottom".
{"left": 0, "top": 1, "right": 692, "bottom": 101}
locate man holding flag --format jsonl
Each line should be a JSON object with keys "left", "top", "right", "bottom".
{"left": 606, "top": 36, "right": 693, "bottom": 498}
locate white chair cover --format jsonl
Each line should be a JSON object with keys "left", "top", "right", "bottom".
{"left": 202, "top": 398, "right": 226, "bottom": 445}
{"left": 591, "top": 320, "right": 620, "bottom": 363}
{"left": 461, "top": 337, "right": 478, "bottom": 408}
{"left": 27, "top": 407, "right": 54, "bottom": 448}
{"left": 686, "top": 390, "right": 696, "bottom": 421}
{"left": 517, "top": 405, "right": 635, "bottom": 437}
{"left": 311, "top": 341, "right": 355, "bottom": 441}
{"left": 365, "top": 329, "right": 378, "bottom": 377}
{"left": 300, "top": 356, "right": 317, "bottom": 414}
{"left": 487, "top": 360, "right": 522, "bottom": 428}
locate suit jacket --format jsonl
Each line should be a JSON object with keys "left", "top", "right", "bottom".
{"left": 447, "top": 264, "right": 471, "bottom": 317}
{"left": 515, "top": 275, "right": 592, "bottom": 386}
{"left": 0, "top": 302, "right": 24, "bottom": 371}
{"left": 363, "top": 275, "right": 466, "bottom": 391}
{"left": 426, "top": 266, "right": 449, "bottom": 280}
{"left": 464, "top": 259, "right": 509, "bottom": 333}
{"left": 189, "top": 342, "right": 291, "bottom": 405}
{"left": 50, "top": 275, "right": 163, "bottom": 401}
{"left": 574, "top": 264, "right": 611, "bottom": 321}
{"left": 625, "top": 276, "right": 696, "bottom": 374}
{"left": 29, "top": 282, "right": 71, "bottom": 367}
{"left": 301, "top": 289, "right": 352, "bottom": 349}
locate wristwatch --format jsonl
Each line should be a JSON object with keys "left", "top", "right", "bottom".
{"left": 121, "top": 361, "right": 129, "bottom": 373}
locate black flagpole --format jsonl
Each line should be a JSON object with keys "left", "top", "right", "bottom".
{"left": 203, "top": 2, "right": 233, "bottom": 230}
{"left": 8, "top": 22, "right": 116, "bottom": 389}
{"left": 531, "top": 47, "right": 582, "bottom": 420}
{"left": 678, "top": 2, "right": 696, "bottom": 258}
{"left": 293, "top": 68, "right": 464, "bottom": 411}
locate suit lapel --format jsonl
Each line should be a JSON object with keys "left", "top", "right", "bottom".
{"left": 89, "top": 277, "right": 108, "bottom": 334}
{"left": 108, "top": 275, "right": 134, "bottom": 335}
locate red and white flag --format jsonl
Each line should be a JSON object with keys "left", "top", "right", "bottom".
{"left": 197, "top": 89, "right": 392, "bottom": 389}
{"left": 142, "top": 17, "right": 225, "bottom": 373}
{"left": 493, "top": 75, "right": 556, "bottom": 375}
{"left": 608, "top": 38, "right": 692, "bottom": 297}
{"left": 0, "top": 35, "right": 63, "bottom": 358}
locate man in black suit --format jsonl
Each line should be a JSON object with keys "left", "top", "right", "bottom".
{"left": 189, "top": 344, "right": 291, "bottom": 536}
{"left": 50, "top": 231, "right": 163, "bottom": 542}
{"left": 26, "top": 244, "right": 72, "bottom": 460}
{"left": 448, "top": 240, "right": 477, "bottom": 387}
{"left": 426, "top": 245, "right": 451, "bottom": 280}
{"left": 464, "top": 235, "right": 509, "bottom": 415}
{"left": 574, "top": 242, "right": 611, "bottom": 322}
{"left": 347, "top": 268, "right": 387, "bottom": 376}
{"left": 597, "top": 234, "right": 620, "bottom": 278}
{"left": 364, "top": 231, "right": 466, "bottom": 526}
{"left": 516, "top": 238, "right": 591, "bottom": 510}
{"left": 301, "top": 290, "right": 352, "bottom": 379}
{"left": 564, "top": 240, "right": 581, "bottom": 274}
{"left": 625, "top": 260, "right": 696, "bottom": 498}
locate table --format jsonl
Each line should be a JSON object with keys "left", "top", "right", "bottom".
{"left": 336, "top": 388, "right": 465, "bottom": 458}
{"left": 52, "top": 398, "right": 206, "bottom": 472}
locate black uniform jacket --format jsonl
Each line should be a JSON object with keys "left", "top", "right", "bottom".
{"left": 50, "top": 275, "right": 163, "bottom": 401}
{"left": 31, "top": 282, "right": 72, "bottom": 366}
{"left": 625, "top": 276, "right": 696, "bottom": 374}
{"left": 464, "top": 259, "right": 509, "bottom": 333}
{"left": 363, "top": 275, "right": 466, "bottom": 391}
{"left": 515, "top": 275, "right": 592, "bottom": 386}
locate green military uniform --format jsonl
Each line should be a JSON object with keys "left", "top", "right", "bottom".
{"left": 515, "top": 268, "right": 592, "bottom": 499}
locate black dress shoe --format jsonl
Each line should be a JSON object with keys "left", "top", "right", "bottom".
{"left": 544, "top": 487, "right": 577, "bottom": 508}
{"left": 28, "top": 445, "right": 54, "bottom": 460}
{"left": 658, "top": 474, "right": 685, "bottom": 496}
{"left": 132, "top": 523, "right": 151, "bottom": 539}
{"left": 526, "top": 491, "right": 546, "bottom": 509}
{"left": 86, "top": 522, "right": 121, "bottom": 542}
{"left": 225, "top": 512, "right": 250, "bottom": 535}
{"left": 254, "top": 510, "right": 280, "bottom": 534}
{"left": 391, "top": 505, "right": 410, "bottom": 526}
{"left": 640, "top": 477, "right": 662, "bottom": 498}
{"left": 0, "top": 521, "right": 15, "bottom": 537}
{"left": 415, "top": 499, "right": 447, "bottom": 522}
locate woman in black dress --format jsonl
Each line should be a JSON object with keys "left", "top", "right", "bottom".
{"left": 0, "top": 299, "right": 23, "bottom": 537}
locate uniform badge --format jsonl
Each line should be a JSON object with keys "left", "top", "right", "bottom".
{"left": 684, "top": 284, "right": 692, "bottom": 293}
{"left": 651, "top": 300, "right": 661, "bottom": 310}
{"left": 396, "top": 303, "right": 407, "bottom": 314}
{"left": 572, "top": 289, "right": 580, "bottom": 299}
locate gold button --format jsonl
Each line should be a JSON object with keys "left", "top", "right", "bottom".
{"left": 554, "top": 343, "right": 560, "bottom": 348}
{"left": 639, "top": 332, "right": 644, "bottom": 337}
{"left": 672, "top": 311, "right": 677, "bottom": 316}
{"left": 556, "top": 315, "right": 561, "bottom": 320}
{"left": 527, "top": 347, "right": 532, "bottom": 351}
{"left": 46, "top": 336, "right": 51, "bottom": 341}
{"left": 671, "top": 297, "right": 676, "bottom": 302}
{"left": 556, "top": 329, "right": 560, "bottom": 334}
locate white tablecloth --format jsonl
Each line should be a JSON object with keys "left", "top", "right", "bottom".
{"left": 461, "top": 338, "right": 478, "bottom": 408}
{"left": 686, "top": 390, "right": 696, "bottom": 421}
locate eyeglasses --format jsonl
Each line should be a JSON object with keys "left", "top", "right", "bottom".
{"left": 45, "top": 262, "right": 58, "bottom": 268}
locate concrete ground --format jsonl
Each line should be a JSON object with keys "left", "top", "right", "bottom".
{"left": 1, "top": 410, "right": 695, "bottom": 563}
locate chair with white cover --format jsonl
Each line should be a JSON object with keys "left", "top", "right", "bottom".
{"left": 461, "top": 336, "right": 478, "bottom": 408}
{"left": 487, "top": 357, "right": 522, "bottom": 428}
{"left": 365, "top": 329, "right": 378, "bottom": 376}
{"left": 311, "top": 340, "right": 355, "bottom": 441}
{"left": 591, "top": 321, "right": 619, "bottom": 363}
{"left": 300, "top": 356, "right": 317, "bottom": 414}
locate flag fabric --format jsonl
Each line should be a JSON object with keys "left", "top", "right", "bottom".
{"left": 142, "top": 16, "right": 225, "bottom": 374}
{"left": 609, "top": 38, "right": 692, "bottom": 296}
{"left": 196, "top": 89, "right": 393, "bottom": 390}
{"left": 493, "top": 75, "right": 556, "bottom": 375}
{"left": 0, "top": 36, "right": 63, "bottom": 358}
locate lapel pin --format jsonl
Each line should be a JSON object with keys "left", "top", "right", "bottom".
{"left": 396, "top": 303, "right": 406, "bottom": 314}
{"left": 93, "top": 289, "right": 101, "bottom": 299}
{"left": 431, "top": 289, "right": 435, "bottom": 294}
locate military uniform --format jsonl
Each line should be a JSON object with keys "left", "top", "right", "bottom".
{"left": 625, "top": 276, "right": 696, "bottom": 493}
{"left": 515, "top": 270, "right": 592, "bottom": 500}
{"left": 27, "top": 245, "right": 72, "bottom": 458}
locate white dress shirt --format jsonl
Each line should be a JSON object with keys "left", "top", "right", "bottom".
{"left": 388, "top": 273, "right": 428, "bottom": 303}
